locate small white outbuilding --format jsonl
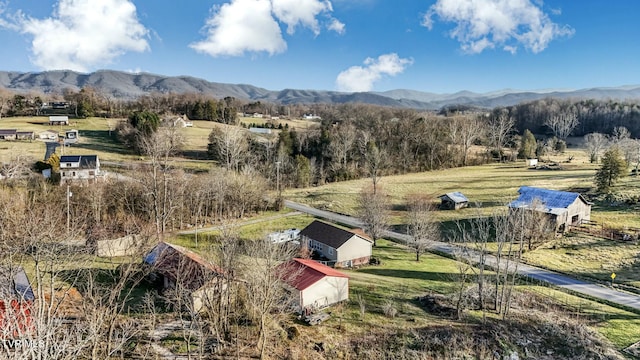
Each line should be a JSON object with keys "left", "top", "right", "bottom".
{"left": 279, "top": 258, "right": 349, "bottom": 313}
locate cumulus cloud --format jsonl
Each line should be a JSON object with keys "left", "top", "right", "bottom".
{"left": 190, "top": 0, "right": 286, "bottom": 57}
{"left": 0, "top": 0, "right": 149, "bottom": 71}
{"left": 191, "top": 0, "right": 343, "bottom": 57}
{"left": 335, "top": 53, "right": 413, "bottom": 92}
{"left": 422, "top": 0, "right": 574, "bottom": 54}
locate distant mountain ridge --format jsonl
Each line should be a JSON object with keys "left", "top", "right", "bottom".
{"left": 1, "top": 70, "right": 639, "bottom": 110}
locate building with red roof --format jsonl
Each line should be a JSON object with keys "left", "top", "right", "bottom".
{"left": 279, "top": 258, "right": 349, "bottom": 313}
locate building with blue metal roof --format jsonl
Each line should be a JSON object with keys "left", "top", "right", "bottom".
{"left": 508, "top": 186, "right": 591, "bottom": 232}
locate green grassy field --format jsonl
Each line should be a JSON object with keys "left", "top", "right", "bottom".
{"left": 168, "top": 214, "right": 640, "bottom": 350}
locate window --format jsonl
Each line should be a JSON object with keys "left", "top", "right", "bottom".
{"left": 89, "top": 171, "right": 95, "bottom": 176}
{"left": 66, "top": 163, "right": 72, "bottom": 167}
{"left": 72, "top": 171, "right": 76, "bottom": 177}
{"left": 327, "top": 247, "right": 333, "bottom": 255}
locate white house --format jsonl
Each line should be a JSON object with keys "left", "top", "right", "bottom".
{"left": 279, "top": 258, "right": 348, "bottom": 313}
{"left": 299, "top": 220, "right": 373, "bottom": 268}
{"left": 173, "top": 115, "right": 193, "bottom": 128}
{"left": 59, "top": 155, "right": 100, "bottom": 184}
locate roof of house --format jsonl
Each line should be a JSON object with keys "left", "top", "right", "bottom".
{"left": 144, "top": 242, "right": 223, "bottom": 274}
{"left": 0, "top": 266, "right": 35, "bottom": 302}
{"left": 299, "top": 220, "right": 370, "bottom": 249}
{"left": 60, "top": 155, "right": 99, "bottom": 169}
{"left": 0, "top": 129, "right": 17, "bottom": 136}
{"left": 508, "top": 186, "right": 590, "bottom": 215}
{"left": 16, "top": 131, "right": 34, "bottom": 135}
{"left": 281, "top": 258, "right": 348, "bottom": 291}
{"left": 439, "top": 192, "right": 469, "bottom": 203}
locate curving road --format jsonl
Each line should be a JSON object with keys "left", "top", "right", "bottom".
{"left": 284, "top": 200, "right": 640, "bottom": 311}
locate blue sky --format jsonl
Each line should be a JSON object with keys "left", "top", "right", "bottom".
{"left": 0, "top": 0, "right": 638, "bottom": 94}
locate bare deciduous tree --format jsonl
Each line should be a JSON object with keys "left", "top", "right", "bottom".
{"left": 406, "top": 195, "right": 439, "bottom": 261}
{"left": 208, "top": 126, "right": 248, "bottom": 172}
{"left": 486, "top": 110, "right": 515, "bottom": 158}
{"left": 584, "top": 132, "right": 609, "bottom": 163}
{"left": 544, "top": 111, "right": 579, "bottom": 140}
{"left": 242, "top": 239, "right": 298, "bottom": 360}
{"left": 358, "top": 186, "right": 389, "bottom": 247}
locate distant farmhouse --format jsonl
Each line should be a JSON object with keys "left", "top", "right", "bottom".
{"left": 59, "top": 155, "right": 101, "bottom": 184}
{"left": 49, "top": 115, "right": 69, "bottom": 126}
{"left": 508, "top": 186, "right": 592, "bottom": 232}
{"left": 299, "top": 220, "right": 373, "bottom": 268}
{"left": 172, "top": 115, "right": 193, "bottom": 128}
{"left": 439, "top": 192, "right": 469, "bottom": 210}
{"left": 278, "top": 258, "right": 349, "bottom": 313}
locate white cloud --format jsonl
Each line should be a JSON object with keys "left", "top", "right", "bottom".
{"left": 422, "top": 0, "right": 574, "bottom": 54}
{"left": 335, "top": 53, "right": 413, "bottom": 92}
{"left": 328, "top": 18, "right": 345, "bottom": 34}
{"left": 191, "top": 0, "right": 343, "bottom": 57}
{"left": 190, "top": 0, "right": 286, "bottom": 57}
{"left": 272, "top": 0, "right": 331, "bottom": 35}
{"left": 1, "top": 0, "right": 149, "bottom": 72}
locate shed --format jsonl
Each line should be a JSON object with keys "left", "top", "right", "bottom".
{"left": 144, "top": 242, "right": 227, "bottom": 312}
{"left": 278, "top": 258, "right": 348, "bottom": 313}
{"left": 508, "top": 186, "right": 592, "bottom": 232}
{"left": 439, "top": 192, "right": 469, "bottom": 210}
{"left": 299, "top": 220, "right": 372, "bottom": 268}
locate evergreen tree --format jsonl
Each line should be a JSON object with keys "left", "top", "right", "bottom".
{"left": 595, "top": 146, "right": 627, "bottom": 192}
{"left": 518, "top": 129, "right": 536, "bottom": 159}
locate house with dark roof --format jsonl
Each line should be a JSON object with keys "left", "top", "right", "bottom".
{"left": 508, "top": 186, "right": 591, "bottom": 232}
{"left": 144, "top": 242, "right": 226, "bottom": 312}
{"left": 278, "top": 258, "right": 348, "bottom": 313}
{"left": 439, "top": 192, "right": 469, "bottom": 210}
{"left": 0, "top": 266, "right": 35, "bottom": 338}
{"left": 59, "top": 155, "right": 100, "bottom": 184}
{"left": 299, "top": 220, "right": 373, "bottom": 268}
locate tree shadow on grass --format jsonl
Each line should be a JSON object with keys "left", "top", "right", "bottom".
{"left": 358, "top": 268, "right": 464, "bottom": 282}
{"left": 73, "top": 130, "right": 132, "bottom": 155}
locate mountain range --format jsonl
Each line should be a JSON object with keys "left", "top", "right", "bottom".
{"left": 1, "top": 70, "right": 640, "bottom": 110}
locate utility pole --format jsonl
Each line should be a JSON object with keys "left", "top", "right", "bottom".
{"left": 66, "top": 185, "right": 71, "bottom": 233}
{"left": 275, "top": 161, "right": 281, "bottom": 199}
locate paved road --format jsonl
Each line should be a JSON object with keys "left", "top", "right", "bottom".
{"left": 284, "top": 200, "right": 640, "bottom": 311}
